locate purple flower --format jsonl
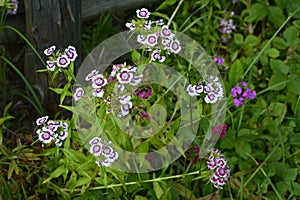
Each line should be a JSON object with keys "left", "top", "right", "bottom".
{"left": 232, "top": 0, "right": 238, "bottom": 4}
{"left": 231, "top": 82, "right": 256, "bottom": 107}
{"left": 213, "top": 57, "right": 225, "bottom": 66}
{"left": 8, "top": 0, "right": 18, "bottom": 15}
{"left": 212, "top": 124, "right": 227, "bottom": 139}
{"left": 141, "top": 111, "right": 150, "bottom": 119}
{"left": 160, "top": 25, "right": 174, "bottom": 39}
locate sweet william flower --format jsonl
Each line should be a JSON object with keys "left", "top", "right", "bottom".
{"left": 44, "top": 45, "right": 56, "bottom": 56}
{"left": 136, "top": 8, "right": 150, "bottom": 19}
{"left": 74, "top": 87, "right": 84, "bottom": 101}
{"left": 56, "top": 55, "right": 70, "bottom": 68}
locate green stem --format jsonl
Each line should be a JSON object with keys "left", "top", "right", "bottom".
{"left": 167, "top": 0, "right": 184, "bottom": 27}
{"left": 1, "top": 56, "right": 45, "bottom": 115}
{"left": 62, "top": 170, "right": 200, "bottom": 192}
{"left": 242, "top": 6, "right": 300, "bottom": 79}
{"left": 4, "top": 25, "right": 45, "bottom": 66}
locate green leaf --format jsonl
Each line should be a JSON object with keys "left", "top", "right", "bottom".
{"left": 234, "top": 33, "right": 244, "bottom": 45}
{"left": 268, "top": 102, "right": 287, "bottom": 122}
{"left": 268, "top": 73, "right": 287, "bottom": 90}
{"left": 229, "top": 59, "right": 243, "bottom": 85}
{"left": 244, "top": 35, "right": 259, "bottom": 47}
{"left": 287, "top": 0, "right": 300, "bottom": 19}
{"left": 292, "top": 182, "right": 300, "bottom": 195}
{"left": 283, "top": 26, "right": 300, "bottom": 46}
{"left": 287, "top": 78, "right": 300, "bottom": 94}
{"left": 156, "top": 0, "right": 180, "bottom": 11}
{"left": 266, "top": 48, "right": 280, "bottom": 58}
{"left": 65, "top": 172, "right": 77, "bottom": 189}
{"left": 245, "top": 3, "right": 267, "bottom": 22}
{"left": 272, "top": 37, "right": 287, "bottom": 49}
{"left": 270, "top": 59, "right": 289, "bottom": 74}
{"left": 43, "top": 165, "right": 66, "bottom": 183}
{"left": 0, "top": 116, "right": 14, "bottom": 126}
{"left": 235, "top": 141, "right": 251, "bottom": 159}
{"left": 153, "top": 181, "right": 164, "bottom": 199}
{"left": 284, "top": 168, "right": 297, "bottom": 181}
{"left": 134, "top": 196, "right": 148, "bottom": 200}
{"left": 268, "top": 6, "right": 285, "bottom": 26}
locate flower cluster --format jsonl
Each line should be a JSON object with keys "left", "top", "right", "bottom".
{"left": 219, "top": 11, "right": 236, "bottom": 43}
{"left": 213, "top": 57, "right": 225, "bottom": 66}
{"left": 212, "top": 124, "right": 227, "bottom": 139}
{"left": 207, "top": 148, "right": 230, "bottom": 189}
{"left": 75, "top": 63, "right": 146, "bottom": 119}
{"left": 134, "top": 88, "right": 152, "bottom": 99}
{"left": 35, "top": 116, "right": 69, "bottom": 147}
{"left": 126, "top": 8, "right": 181, "bottom": 62}
{"left": 89, "top": 137, "right": 118, "bottom": 167}
{"left": 231, "top": 82, "right": 256, "bottom": 107}
{"left": 44, "top": 45, "right": 78, "bottom": 71}
{"left": 186, "top": 75, "right": 224, "bottom": 104}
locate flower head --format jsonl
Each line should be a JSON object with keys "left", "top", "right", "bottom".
{"left": 136, "top": 8, "right": 151, "bottom": 19}
{"left": 231, "top": 82, "right": 256, "bottom": 106}
{"left": 74, "top": 87, "right": 84, "bottom": 101}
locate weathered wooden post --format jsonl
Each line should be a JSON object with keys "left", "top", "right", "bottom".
{"left": 24, "top": 0, "right": 82, "bottom": 116}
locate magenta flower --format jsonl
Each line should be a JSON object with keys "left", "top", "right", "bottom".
{"left": 213, "top": 57, "right": 225, "bottom": 66}
{"left": 231, "top": 82, "right": 256, "bottom": 106}
{"left": 212, "top": 124, "right": 227, "bottom": 138}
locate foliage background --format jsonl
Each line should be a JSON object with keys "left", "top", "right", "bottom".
{"left": 1, "top": 0, "right": 300, "bottom": 199}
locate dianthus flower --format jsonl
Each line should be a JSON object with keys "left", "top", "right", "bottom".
{"left": 207, "top": 148, "right": 230, "bottom": 189}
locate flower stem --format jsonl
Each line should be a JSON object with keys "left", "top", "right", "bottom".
{"left": 167, "top": 0, "right": 184, "bottom": 27}
{"left": 61, "top": 170, "right": 200, "bottom": 192}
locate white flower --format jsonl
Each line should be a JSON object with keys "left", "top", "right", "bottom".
{"left": 44, "top": 45, "right": 56, "bottom": 56}
{"left": 145, "top": 33, "right": 158, "bottom": 47}
{"left": 125, "top": 22, "right": 136, "bottom": 30}
{"left": 137, "top": 34, "right": 146, "bottom": 45}
{"left": 151, "top": 50, "right": 166, "bottom": 62}
{"left": 85, "top": 70, "right": 98, "bottom": 81}
{"left": 119, "top": 95, "right": 131, "bottom": 104}
{"left": 58, "top": 131, "right": 68, "bottom": 140}
{"left": 93, "top": 88, "right": 105, "bottom": 98}
{"left": 169, "top": 40, "right": 181, "bottom": 54}
{"left": 116, "top": 68, "right": 133, "bottom": 84}
{"left": 92, "top": 74, "right": 108, "bottom": 88}
{"left": 90, "top": 143, "right": 103, "bottom": 157}
{"left": 74, "top": 87, "right": 84, "bottom": 101}
{"left": 56, "top": 55, "right": 70, "bottom": 68}
{"left": 38, "top": 128, "right": 54, "bottom": 144}
{"left": 46, "top": 61, "right": 55, "bottom": 71}
{"left": 36, "top": 116, "right": 49, "bottom": 126}
{"left": 136, "top": 8, "right": 150, "bottom": 19}
{"left": 160, "top": 25, "right": 174, "bottom": 39}
{"left": 186, "top": 84, "right": 197, "bottom": 96}
{"left": 65, "top": 45, "right": 78, "bottom": 61}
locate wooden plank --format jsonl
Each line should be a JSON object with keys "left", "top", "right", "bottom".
{"left": 0, "top": 0, "right": 162, "bottom": 44}
{"left": 82, "top": 0, "right": 162, "bottom": 21}
{"left": 23, "top": 0, "right": 82, "bottom": 115}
